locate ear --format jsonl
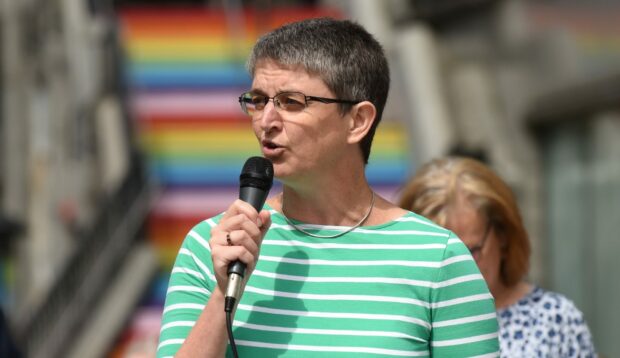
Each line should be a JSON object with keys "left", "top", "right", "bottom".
{"left": 346, "top": 101, "right": 376, "bottom": 145}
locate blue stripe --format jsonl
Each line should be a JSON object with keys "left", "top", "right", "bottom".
{"left": 128, "top": 64, "right": 251, "bottom": 88}
{"left": 149, "top": 160, "right": 409, "bottom": 186}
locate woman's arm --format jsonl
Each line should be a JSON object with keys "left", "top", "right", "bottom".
{"left": 174, "top": 287, "right": 228, "bottom": 357}
{"left": 429, "top": 232, "right": 500, "bottom": 357}
{"left": 157, "top": 201, "right": 271, "bottom": 358}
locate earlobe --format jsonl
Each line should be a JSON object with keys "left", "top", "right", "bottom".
{"left": 347, "top": 101, "right": 376, "bottom": 144}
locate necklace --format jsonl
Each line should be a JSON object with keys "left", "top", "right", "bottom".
{"left": 281, "top": 192, "right": 375, "bottom": 239}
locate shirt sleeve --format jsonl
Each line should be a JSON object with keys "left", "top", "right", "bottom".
{"left": 156, "top": 219, "right": 219, "bottom": 358}
{"left": 429, "top": 232, "right": 500, "bottom": 357}
{"left": 558, "top": 296, "right": 598, "bottom": 358}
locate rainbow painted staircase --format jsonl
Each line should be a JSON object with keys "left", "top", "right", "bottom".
{"left": 111, "top": 6, "right": 411, "bottom": 356}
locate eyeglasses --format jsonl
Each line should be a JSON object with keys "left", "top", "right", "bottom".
{"left": 238, "top": 91, "right": 361, "bottom": 116}
{"left": 467, "top": 222, "right": 492, "bottom": 261}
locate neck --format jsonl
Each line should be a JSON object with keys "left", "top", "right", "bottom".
{"left": 267, "top": 153, "right": 407, "bottom": 227}
{"left": 278, "top": 180, "right": 374, "bottom": 226}
{"left": 267, "top": 151, "right": 373, "bottom": 226}
{"left": 281, "top": 191, "right": 375, "bottom": 239}
{"left": 492, "top": 281, "right": 532, "bottom": 309}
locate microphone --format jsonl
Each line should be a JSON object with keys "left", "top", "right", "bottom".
{"left": 225, "top": 157, "right": 274, "bottom": 312}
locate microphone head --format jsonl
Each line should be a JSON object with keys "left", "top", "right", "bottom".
{"left": 240, "top": 156, "right": 274, "bottom": 191}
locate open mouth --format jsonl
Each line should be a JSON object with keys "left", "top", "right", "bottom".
{"left": 263, "top": 140, "right": 279, "bottom": 150}
{"left": 261, "top": 139, "right": 284, "bottom": 156}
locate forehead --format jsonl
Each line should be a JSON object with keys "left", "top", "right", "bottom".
{"left": 445, "top": 195, "right": 487, "bottom": 233}
{"left": 251, "top": 59, "right": 330, "bottom": 94}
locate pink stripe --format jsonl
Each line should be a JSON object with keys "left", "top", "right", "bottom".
{"left": 132, "top": 91, "right": 242, "bottom": 117}
{"left": 153, "top": 188, "right": 238, "bottom": 217}
{"left": 152, "top": 185, "right": 402, "bottom": 217}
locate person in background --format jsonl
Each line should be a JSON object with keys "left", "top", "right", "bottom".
{"left": 399, "top": 156, "right": 597, "bottom": 357}
{"left": 157, "top": 18, "right": 499, "bottom": 357}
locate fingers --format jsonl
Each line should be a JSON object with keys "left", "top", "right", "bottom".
{"left": 221, "top": 199, "right": 261, "bottom": 223}
{"left": 258, "top": 210, "right": 272, "bottom": 236}
{"left": 211, "top": 242, "right": 258, "bottom": 272}
{"left": 223, "top": 229, "right": 260, "bottom": 259}
{"left": 209, "top": 201, "right": 272, "bottom": 291}
{"left": 230, "top": 214, "right": 263, "bottom": 239}
{"left": 210, "top": 228, "right": 260, "bottom": 274}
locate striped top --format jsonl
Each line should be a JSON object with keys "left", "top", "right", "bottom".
{"left": 157, "top": 206, "right": 500, "bottom": 357}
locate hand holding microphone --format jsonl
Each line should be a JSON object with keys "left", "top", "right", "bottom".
{"left": 225, "top": 157, "right": 273, "bottom": 312}
{"left": 205, "top": 157, "right": 273, "bottom": 312}
{"left": 208, "top": 157, "right": 274, "bottom": 314}
{"left": 203, "top": 157, "right": 272, "bottom": 358}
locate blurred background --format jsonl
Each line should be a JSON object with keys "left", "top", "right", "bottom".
{"left": 1, "top": 0, "right": 619, "bottom": 357}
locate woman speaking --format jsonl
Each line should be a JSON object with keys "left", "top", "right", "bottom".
{"left": 157, "top": 18, "right": 499, "bottom": 358}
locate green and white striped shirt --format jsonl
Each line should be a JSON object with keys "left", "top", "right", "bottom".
{"left": 158, "top": 207, "right": 499, "bottom": 357}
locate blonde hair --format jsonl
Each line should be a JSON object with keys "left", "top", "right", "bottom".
{"left": 399, "top": 157, "right": 530, "bottom": 286}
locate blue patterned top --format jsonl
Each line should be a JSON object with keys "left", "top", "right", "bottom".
{"left": 497, "top": 286, "right": 596, "bottom": 357}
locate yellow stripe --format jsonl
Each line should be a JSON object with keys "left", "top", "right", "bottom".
{"left": 125, "top": 39, "right": 255, "bottom": 61}
{"left": 139, "top": 124, "right": 408, "bottom": 153}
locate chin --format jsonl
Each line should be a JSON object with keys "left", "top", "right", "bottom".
{"left": 270, "top": 162, "right": 287, "bottom": 180}
{"left": 272, "top": 164, "right": 305, "bottom": 185}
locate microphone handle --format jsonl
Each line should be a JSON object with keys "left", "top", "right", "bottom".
{"left": 239, "top": 186, "right": 267, "bottom": 212}
{"left": 227, "top": 186, "right": 266, "bottom": 278}
{"left": 225, "top": 185, "right": 269, "bottom": 309}
{"left": 227, "top": 261, "right": 246, "bottom": 277}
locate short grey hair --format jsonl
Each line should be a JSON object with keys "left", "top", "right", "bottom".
{"left": 247, "top": 17, "right": 390, "bottom": 164}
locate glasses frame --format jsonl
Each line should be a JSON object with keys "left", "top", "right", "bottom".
{"left": 238, "top": 91, "right": 361, "bottom": 116}
{"left": 467, "top": 221, "right": 492, "bottom": 261}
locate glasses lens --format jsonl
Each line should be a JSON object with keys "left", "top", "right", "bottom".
{"left": 275, "top": 92, "right": 306, "bottom": 112}
{"left": 240, "top": 93, "right": 267, "bottom": 116}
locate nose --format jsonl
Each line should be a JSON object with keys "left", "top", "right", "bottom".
{"left": 258, "top": 99, "right": 282, "bottom": 133}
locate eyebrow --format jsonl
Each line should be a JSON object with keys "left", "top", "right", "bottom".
{"left": 249, "top": 89, "right": 301, "bottom": 96}
{"left": 248, "top": 88, "right": 267, "bottom": 96}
